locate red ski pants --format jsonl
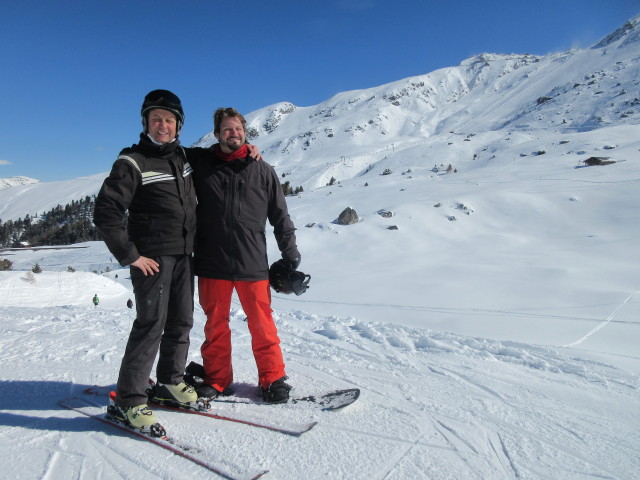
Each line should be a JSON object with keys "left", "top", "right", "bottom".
{"left": 198, "top": 278, "right": 285, "bottom": 391}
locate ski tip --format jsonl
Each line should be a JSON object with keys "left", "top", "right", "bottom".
{"left": 283, "top": 421, "right": 319, "bottom": 437}
{"left": 83, "top": 386, "right": 99, "bottom": 396}
{"left": 250, "top": 470, "right": 270, "bottom": 480}
{"left": 109, "top": 391, "right": 117, "bottom": 402}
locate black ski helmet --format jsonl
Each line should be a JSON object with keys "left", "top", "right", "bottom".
{"left": 269, "top": 261, "right": 311, "bottom": 296}
{"left": 141, "top": 89, "right": 184, "bottom": 135}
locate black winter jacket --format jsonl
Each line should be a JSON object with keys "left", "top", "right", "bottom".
{"left": 189, "top": 148, "right": 299, "bottom": 281}
{"left": 94, "top": 134, "right": 197, "bottom": 266}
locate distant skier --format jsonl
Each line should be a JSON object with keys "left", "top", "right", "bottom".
{"left": 126, "top": 298, "right": 133, "bottom": 309}
{"left": 92, "top": 294, "right": 99, "bottom": 308}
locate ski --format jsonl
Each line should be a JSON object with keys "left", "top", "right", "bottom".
{"left": 148, "top": 400, "right": 317, "bottom": 437}
{"left": 59, "top": 396, "right": 268, "bottom": 480}
{"left": 185, "top": 362, "right": 360, "bottom": 411}
{"left": 84, "top": 385, "right": 317, "bottom": 436}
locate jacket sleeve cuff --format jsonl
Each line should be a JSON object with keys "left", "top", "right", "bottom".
{"left": 119, "top": 248, "right": 141, "bottom": 267}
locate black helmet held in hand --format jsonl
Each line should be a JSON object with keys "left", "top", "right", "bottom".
{"left": 269, "top": 260, "right": 310, "bottom": 296}
{"left": 141, "top": 89, "right": 185, "bottom": 135}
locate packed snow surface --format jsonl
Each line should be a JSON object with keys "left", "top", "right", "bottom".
{"left": 0, "top": 240, "right": 638, "bottom": 479}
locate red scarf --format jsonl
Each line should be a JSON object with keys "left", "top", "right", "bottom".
{"left": 214, "top": 143, "right": 248, "bottom": 162}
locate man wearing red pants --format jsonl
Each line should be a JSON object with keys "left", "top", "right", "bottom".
{"left": 190, "top": 107, "right": 301, "bottom": 403}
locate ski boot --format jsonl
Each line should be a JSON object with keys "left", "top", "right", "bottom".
{"left": 107, "top": 391, "right": 166, "bottom": 437}
{"left": 150, "top": 381, "right": 210, "bottom": 412}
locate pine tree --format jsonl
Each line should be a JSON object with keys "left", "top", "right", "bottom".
{"left": 0, "top": 195, "right": 99, "bottom": 248}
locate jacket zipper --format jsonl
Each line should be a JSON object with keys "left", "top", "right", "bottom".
{"left": 226, "top": 173, "right": 238, "bottom": 274}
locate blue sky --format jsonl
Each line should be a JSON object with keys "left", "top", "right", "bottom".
{"left": 1, "top": 0, "right": 638, "bottom": 182}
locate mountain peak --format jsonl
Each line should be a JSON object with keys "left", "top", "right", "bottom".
{"left": 592, "top": 15, "right": 640, "bottom": 49}
{"left": 0, "top": 176, "right": 39, "bottom": 190}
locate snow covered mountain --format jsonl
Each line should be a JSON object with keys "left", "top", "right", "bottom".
{"left": 195, "top": 15, "right": 639, "bottom": 190}
{"left": 1, "top": 15, "right": 639, "bottom": 221}
{"left": 0, "top": 176, "right": 39, "bottom": 190}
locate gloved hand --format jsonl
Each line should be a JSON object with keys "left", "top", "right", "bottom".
{"left": 272, "top": 256, "right": 300, "bottom": 273}
{"left": 287, "top": 256, "right": 301, "bottom": 270}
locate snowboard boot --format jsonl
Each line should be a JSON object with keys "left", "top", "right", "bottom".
{"left": 196, "top": 383, "right": 222, "bottom": 400}
{"left": 185, "top": 362, "right": 235, "bottom": 400}
{"left": 185, "top": 361, "right": 206, "bottom": 380}
{"left": 261, "top": 376, "right": 292, "bottom": 404}
{"left": 152, "top": 381, "right": 198, "bottom": 409}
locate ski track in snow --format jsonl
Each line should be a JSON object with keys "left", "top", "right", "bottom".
{"left": 563, "top": 292, "right": 636, "bottom": 348}
{"left": 1, "top": 304, "right": 638, "bottom": 479}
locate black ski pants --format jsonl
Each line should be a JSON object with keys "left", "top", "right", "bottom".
{"left": 116, "top": 254, "right": 194, "bottom": 407}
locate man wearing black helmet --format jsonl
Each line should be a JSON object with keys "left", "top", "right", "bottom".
{"left": 94, "top": 89, "right": 199, "bottom": 431}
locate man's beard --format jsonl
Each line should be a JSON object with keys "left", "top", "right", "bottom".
{"left": 223, "top": 137, "right": 244, "bottom": 151}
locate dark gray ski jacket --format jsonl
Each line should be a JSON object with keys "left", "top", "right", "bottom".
{"left": 189, "top": 148, "right": 299, "bottom": 281}
{"left": 94, "top": 134, "right": 197, "bottom": 266}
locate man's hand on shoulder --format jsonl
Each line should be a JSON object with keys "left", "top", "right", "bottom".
{"left": 131, "top": 256, "right": 160, "bottom": 276}
{"left": 247, "top": 143, "right": 263, "bottom": 161}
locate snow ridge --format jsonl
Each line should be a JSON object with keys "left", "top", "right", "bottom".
{"left": 0, "top": 176, "right": 39, "bottom": 190}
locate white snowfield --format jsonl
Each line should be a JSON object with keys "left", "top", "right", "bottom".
{"left": 1, "top": 16, "right": 640, "bottom": 480}
{"left": 0, "top": 271, "right": 130, "bottom": 308}
{"left": 0, "top": 254, "right": 638, "bottom": 479}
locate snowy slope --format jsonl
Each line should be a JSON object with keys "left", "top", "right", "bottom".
{"left": 0, "top": 243, "right": 638, "bottom": 479}
{"left": 1, "top": 16, "right": 639, "bottom": 480}
{"left": 0, "top": 172, "right": 107, "bottom": 222}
